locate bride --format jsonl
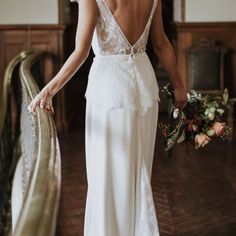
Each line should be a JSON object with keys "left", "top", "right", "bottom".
{"left": 28, "top": 0, "right": 187, "bottom": 235}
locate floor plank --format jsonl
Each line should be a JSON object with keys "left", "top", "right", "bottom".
{"left": 56, "top": 115, "right": 236, "bottom": 236}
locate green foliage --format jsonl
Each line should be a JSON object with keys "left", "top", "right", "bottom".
{"left": 158, "top": 84, "right": 229, "bottom": 151}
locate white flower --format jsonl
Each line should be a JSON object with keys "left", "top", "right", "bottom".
{"left": 206, "top": 129, "right": 215, "bottom": 137}
{"left": 207, "top": 112, "right": 215, "bottom": 121}
{"left": 187, "top": 93, "right": 191, "bottom": 101}
{"left": 173, "top": 108, "right": 179, "bottom": 119}
{"left": 209, "top": 107, "right": 216, "bottom": 113}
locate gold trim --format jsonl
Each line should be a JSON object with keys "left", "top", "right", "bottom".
{"left": 8, "top": 51, "right": 61, "bottom": 236}
{"left": 0, "top": 51, "right": 32, "bottom": 136}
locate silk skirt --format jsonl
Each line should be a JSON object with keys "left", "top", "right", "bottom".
{"left": 84, "top": 52, "right": 160, "bottom": 236}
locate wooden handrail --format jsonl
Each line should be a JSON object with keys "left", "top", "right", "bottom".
{"left": 0, "top": 51, "right": 31, "bottom": 135}
{"left": 9, "top": 51, "right": 61, "bottom": 236}
{"left": 0, "top": 50, "right": 32, "bottom": 236}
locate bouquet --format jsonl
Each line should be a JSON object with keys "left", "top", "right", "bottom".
{"left": 159, "top": 84, "right": 230, "bottom": 151}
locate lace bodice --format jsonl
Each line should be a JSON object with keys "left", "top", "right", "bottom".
{"left": 93, "top": 0, "right": 158, "bottom": 55}
{"left": 73, "top": 0, "right": 160, "bottom": 116}
{"left": 72, "top": 0, "right": 158, "bottom": 55}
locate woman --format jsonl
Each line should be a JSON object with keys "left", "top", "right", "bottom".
{"left": 28, "top": 0, "right": 187, "bottom": 235}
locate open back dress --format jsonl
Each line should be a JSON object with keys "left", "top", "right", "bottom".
{"left": 77, "top": 0, "right": 161, "bottom": 235}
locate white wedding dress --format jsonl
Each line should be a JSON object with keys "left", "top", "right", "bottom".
{"left": 79, "top": 0, "right": 161, "bottom": 235}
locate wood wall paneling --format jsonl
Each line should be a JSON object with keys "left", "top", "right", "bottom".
{"left": 172, "top": 22, "right": 236, "bottom": 96}
{"left": 0, "top": 25, "right": 67, "bottom": 132}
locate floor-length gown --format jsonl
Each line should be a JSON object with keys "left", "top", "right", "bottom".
{"left": 82, "top": 0, "right": 160, "bottom": 235}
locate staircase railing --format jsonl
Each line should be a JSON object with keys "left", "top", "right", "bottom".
{"left": 0, "top": 51, "right": 31, "bottom": 235}
{"left": 12, "top": 50, "right": 61, "bottom": 236}
{"left": 0, "top": 50, "right": 61, "bottom": 236}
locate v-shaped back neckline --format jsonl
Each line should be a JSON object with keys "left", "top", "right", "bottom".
{"left": 102, "top": 0, "right": 156, "bottom": 48}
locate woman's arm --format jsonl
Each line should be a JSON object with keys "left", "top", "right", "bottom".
{"left": 150, "top": 0, "right": 187, "bottom": 109}
{"left": 28, "top": 0, "right": 98, "bottom": 114}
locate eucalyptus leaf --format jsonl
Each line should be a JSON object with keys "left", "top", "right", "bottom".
{"left": 177, "top": 129, "right": 186, "bottom": 143}
{"left": 216, "top": 108, "right": 224, "bottom": 115}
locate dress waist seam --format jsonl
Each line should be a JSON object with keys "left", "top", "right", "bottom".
{"left": 94, "top": 51, "right": 147, "bottom": 60}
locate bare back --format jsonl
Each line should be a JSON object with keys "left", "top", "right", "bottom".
{"left": 104, "top": 0, "right": 154, "bottom": 45}
{"left": 92, "top": 0, "right": 157, "bottom": 55}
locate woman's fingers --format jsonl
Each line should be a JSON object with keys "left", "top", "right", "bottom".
{"left": 173, "top": 100, "right": 187, "bottom": 119}
{"left": 174, "top": 87, "right": 188, "bottom": 110}
{"left": 28, "top": 98, "right": 40, "bottom": 114}
{"left": 27, "top": 95, "right": 54, "bottom": 115}
{"left": 45, "top": 103, "right": 51, "bottom": 110}
{"left": 174, "top": 99, "right": 186, "bottom": 110}
{"left": 175, "top": 100, "right": 187, "bottom": 111}
{"left": 45, "top": 100, "right": 55, "bottom": 114}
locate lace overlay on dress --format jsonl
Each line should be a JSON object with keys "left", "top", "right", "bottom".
{"left": 85, "top": 53, "right": 160, "bottom": 116}
{"left": 139, "top": 157, "right": 159, "bottom": 235}
{"left": 85, "top": 0, "right": 160, "bottom": 116}
{"left": 94, "top": 0, "right": 158, "bottom": 55}
{"left": 83, "top": 1, "right": 160, "bottom": 235}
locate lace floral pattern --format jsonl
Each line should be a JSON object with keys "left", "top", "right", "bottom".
{"left": 138, "top": 156, "right": 159, "bottom": 235}
{"left": 85, "top": 53, "right": 160, "bottom": 116}
{"left": 95, "top": 0, "right": 158, "bottom": 55}
{"left": 86, "top": 0, "right": 160, "bottom": 116}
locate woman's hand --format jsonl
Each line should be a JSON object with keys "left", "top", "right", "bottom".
{"left": 26, "top": 0, "right": 98, "bottom": 116}
{"left": 173, "top": 85, "right": 188, "bottom": 110}
{"left": 27, "top": 89, "right": 55, "bottom": 115}
{"left": 26, "top": 0, "right": 98, "bottom": 117}
{"left": 150, "top": 0, "right": 188, "bottom": 112}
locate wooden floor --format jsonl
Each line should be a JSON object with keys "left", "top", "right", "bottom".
{"left": 56, "top": 115, "right": 236, "bottom": 236}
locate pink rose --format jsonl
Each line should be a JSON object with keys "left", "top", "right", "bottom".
{"left": 194, "top": 133, "right": 211, "bottom": 149}
{"left": 212, "top": 122, "right": 226, "bottom": 137}
{"left": 192, "top": 124, "right": 199, "bottom": 132}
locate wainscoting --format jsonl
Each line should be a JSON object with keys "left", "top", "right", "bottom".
{"left": 0, "top": 24, "right": 67, "bottom": 132}
{"left": 171, "top": 22, "right": 236, "bottom": 96}
{"left": 1, "top": 22, "right": 236, "bottom": 132}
